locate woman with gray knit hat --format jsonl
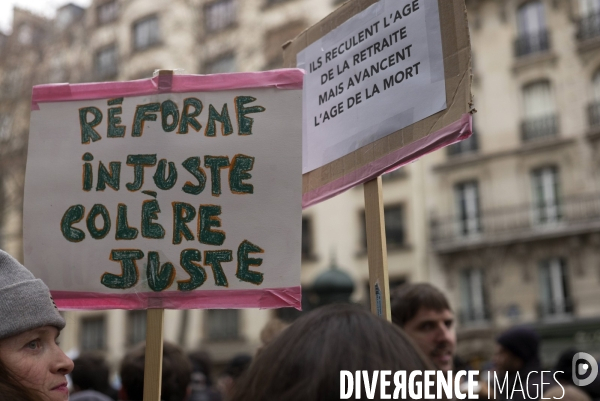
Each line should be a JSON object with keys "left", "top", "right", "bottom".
{"left": 0, "top": 249, "right": 74, "bottom": 401}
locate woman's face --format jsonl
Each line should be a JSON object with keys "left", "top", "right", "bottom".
{"left": 0, "top": 325, "right": 73, "bottom": 401}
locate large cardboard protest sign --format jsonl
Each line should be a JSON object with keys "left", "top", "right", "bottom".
{"left": 23, "top": 70, "right": 304, "bottom": 310}
{"left": 284, "top": 0, "right": 472, "bottom": 207}
{"left": 284, "top": 0, "right": 471, "bottom": 319}
{"left": 298, "top": 0, "right": 447, "bottom": 174}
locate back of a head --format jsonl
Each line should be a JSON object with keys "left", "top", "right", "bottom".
{"left": 72, "top": 353, "right": 110, "bottom": 392}
{"left": 496, "top": 326, "right": 540, "bottom": 367}
{"left": 228, "top": 303, "right": 434, "bottom": 401}
{"left": 390, "top": 283, "right": 451, "bottom": 327}
{"left": 222, "top": 354, "right": 252, "bottom": 380}
{"left": 188, "top": 350, "right": 214, "bottom": 386}
{"left": 120, "top": 341, "right": 192, "bottom": 401}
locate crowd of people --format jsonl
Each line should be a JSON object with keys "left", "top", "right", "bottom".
{"left": 1, "top": 248, "right": 600, "bottom": 401}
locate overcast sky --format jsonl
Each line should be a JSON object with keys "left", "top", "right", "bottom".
{"left": 0, "top": 0, "right": 91, "bottom": 34}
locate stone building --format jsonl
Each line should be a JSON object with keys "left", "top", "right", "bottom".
{"left": 1, "top": 0, "right": 600, "bottom": 373}
{"left": 431, "top": 0, "right": 600, "bottom": 367}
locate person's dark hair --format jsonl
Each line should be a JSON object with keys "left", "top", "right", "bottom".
{"left": 120, "top": 341, "right": 192, "bottom": 401}
{"left": 0, "top": 357, "right": 46, "bottom": 401}
{"left": 496, "top": 326, "right": 539, "bottom": 366}
{"left": 390, "top": 283, "right": 451, "bottom": 327}
{"left": 222, "top": 354, "right": 252, "bottom": 380}
{"left": 188, "top": 350, "right": 214, "bottom": 387}
{"left": 228, "top": 303, "right": 436, "bottom": 401}
{"left": 72, "top": 352, "right": 111, "bottom": 393}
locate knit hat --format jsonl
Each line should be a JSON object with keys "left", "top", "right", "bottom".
{"left": 0, "top": 250, "right": 65, "bottom": 340}
{"left": 497, "top": 326, "right": 540, "bottom": 364}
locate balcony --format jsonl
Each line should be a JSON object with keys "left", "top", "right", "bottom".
{"left": 447, "top": 131, "right": 478, "bottom": 157}
{"left": 521, "top": 114, "right": 558, "bottom": 142}
{"left": 459, "top": 307, "right": 491, "bottom": 326}
{"left": 431, "top": 193, "right": 600, "bottom": 253}
{"left": 514, "top": 30, "right": 550, "bottom": 58}
{"left": 537, "top": 299, "right": 575, "bottom": 321}
{"left": 588, "top": 101, "right": 600, "bottom": 128}
{"left": 578, "top": 12, "right": 600, "bottom": 42}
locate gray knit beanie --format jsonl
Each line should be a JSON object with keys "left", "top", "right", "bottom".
{"left": 0, "top": 250, "right": 65, "bottom": 340}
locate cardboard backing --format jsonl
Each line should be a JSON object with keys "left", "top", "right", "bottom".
{"left": 283, "top": 0, "right": 472, "bottom": 205}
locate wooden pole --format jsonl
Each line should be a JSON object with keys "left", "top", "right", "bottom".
{"left": 142, "top": 68, "right": 172, "bottom": 401}
{"left": 143, "top": 308, "right": 165, "bottom": 401}
{"left": 363, "top": 176, "right": 391, "bottom": 321}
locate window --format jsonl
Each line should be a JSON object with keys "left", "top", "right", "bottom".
{"left": 579, "top": 0, "right": 600, "bottom": 40}
{"left": 0, "top": 116, "right": 13, "bottom": 141}
{"left": 97, "top": 1, "right": 118, "bottom": 25}
{"left": 206, "top": 309, "right": 239, "bottom": 341}
{"left": 581, "top": 0, "right": 600, "bottom": 15}
{"left": 128, "top": 310, "right": 146, "bottom": 346}
{"left": 80, "top": 316, "right": 106, "bottom": 351}
{"left": 384, "top": 205, "right": 405, "bottom": 248}
{"left": 539, "top": 258, "right": 572, "bottom": 317}
{"left": 459, "top": 269, "right": 489, "bottom": 324}
{"left": 204, "top": 0, "right": 237, "bottom": 33}
{"left": 265, "top": 0, "right": 294, "bottom": 6}
{"left": 589, "top": 71, "right": 600, "bottom": 127}
{"left": 17, "top": 24, "right": 33, "bottom": 45}
{"left": 204, "top": 53, "right": 236, "bottom": 74}
{"left": 95, "top": 44, "right": 118, "bottom": 79}
{"left": 447, "top": 131, "right": 478, "bottom": 157}
{"left": 359, "top": 205, "right": 406, "bottom": 251}
{"left": 133, "top": 16, "right": 160, "bottom": 51}
{"left": 382, "top": 167, "right": 407, "bottom": 181}
{"left": 301, "top": 217, "right": 315, "bottom": 260}
{"left": 521, "top": 81, "right": 557, "bottom": 141}
{"left": 56, "top": 5, "right": 84, "bottom": 29}
{"left": 531, "top": 166, "right": 561, "bottom": 224}
{"left": 455, "top": 181, "right": 481, "bottom": 236}
{"left": 515, "top": 2, "right": 549, "bottom": 57}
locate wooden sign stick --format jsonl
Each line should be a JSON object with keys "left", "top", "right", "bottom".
{"left": 143, "top": 308, "right": 165, "bottom": 401}
{"left": 141, "top": 69, "right": 173, "bottom": 401}
{"left": 363, "top": 176, "right": 391, "bottom": 321}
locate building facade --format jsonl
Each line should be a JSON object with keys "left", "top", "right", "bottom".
{"left": 432, "top": 0, "right": 600, "bottom": 367}
{"left": 1, "top": 0, "right": 600, "bottom": 372}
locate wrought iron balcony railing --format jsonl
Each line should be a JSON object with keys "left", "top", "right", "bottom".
{"left": 578, "top": 12, "right": 600, "bottom": 41}
{"left": 459, "top": 307, "right": 491, "bottom": 326}
{"left": 447, "top": 131, "right": 479, "bottom": 157}
{"left": 521, "top": 114, "right": 558, "bottom": 142}
{"left": 514, "top": 30, "right": 550, "bottom": 57}
{"left": 537, "top": 299, "right": 575, "bottom": 320}
{"left": 588, "top": 101, "right": 600, "bottom": 128}
{"left": 431, "top": 193, "right": 600, "bottom": 250}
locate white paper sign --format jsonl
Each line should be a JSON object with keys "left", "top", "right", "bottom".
{"left": 24, "top": 85, "right": 302, "bottom": 307}
{"left": 297, "top": 0, "right": 446, "bottom": 173}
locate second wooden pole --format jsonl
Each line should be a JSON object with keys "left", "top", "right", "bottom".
{"left": 363, "top": 176, "right": 391, "bottom": 321}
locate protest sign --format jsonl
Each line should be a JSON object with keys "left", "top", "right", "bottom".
{"left": 283, "top": 0, "right": 472, "bottom": 319}
{"left": 298, "top": 0, "right": 446, "bottom": 174}
{"left": 284, "top": 0, "right": 472, "bottom": 207}
{"left": 23, "top": 70, "right": 304, "bottom": 311}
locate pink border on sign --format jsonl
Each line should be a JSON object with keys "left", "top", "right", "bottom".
{"left": 51, "top": 286, "right": 302, "bottom": 310}
{"left": 31, "top": 69, "right": 305, "bottom": 110}
{"left": 302, "top": 113, "right": 472, "bottom": 209}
